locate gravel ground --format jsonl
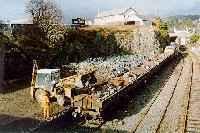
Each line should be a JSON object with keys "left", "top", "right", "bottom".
{"left": 0, "top": 82, "right": 41, "bottom": 118}
{"left": 0, "top": 81, "right": 63, "bottom": 131}
{"left": 0, "top": 83, "right": 42, "bottom": 131}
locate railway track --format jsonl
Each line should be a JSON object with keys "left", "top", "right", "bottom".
{"left": 185, "top": 54, "right": 200, "bottom": 133}
{"left": 132, "top": 53, "right": 200, "bottom": 133}
{"left": 133, "top": 57, "right": 184, "bottom": 133}
{"left": 157, "top": 56, "right": 193, "bottom": 133}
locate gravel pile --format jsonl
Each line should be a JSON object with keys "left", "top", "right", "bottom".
{"left": 62, "top": 54, "right": 148, "bottom": 100}
{"left": 68, "top": 54, "right": 147, "bottom": 83}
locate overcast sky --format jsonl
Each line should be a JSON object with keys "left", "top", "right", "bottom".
{"left": 0, "top": 0, "right": 200, "bottom": 23}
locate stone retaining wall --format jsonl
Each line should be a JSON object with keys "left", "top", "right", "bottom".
{"left": 114, "top": 27, "right": 160, "bottom": 58}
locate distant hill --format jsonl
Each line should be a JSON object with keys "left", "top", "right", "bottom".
{"left": 164, "top": 15, "right": 200, "bottom": 30}
{"left": 165, "top": 15, "right": 200, "bottom": 21}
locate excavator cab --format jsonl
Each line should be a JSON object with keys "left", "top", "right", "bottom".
{"left": 35, "top": 69, "right": 60, "bottom": 91}
{"left": 31, "top": 60, "right": 68, "bottom": 107}
{"left": 30, "top": 60, "right": 97, "bottom": 108}
{"left": 33, "top": 69, "right": 67, "bottom": 106}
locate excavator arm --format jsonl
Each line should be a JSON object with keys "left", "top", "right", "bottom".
{"left": 30, "top": 60, "right": 38, "bottom": 99}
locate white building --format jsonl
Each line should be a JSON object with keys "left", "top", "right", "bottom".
{"left": 9, "top": 17, "right": 33, "bottom": 24}
{"left": 85, "top": 20, "right": 93, "bottom": 26}
{"left": 94, "top": 7, "right": 145, "bottom": 26}
{"left": 173, "top": 27, "right": 192, "bottom": 45}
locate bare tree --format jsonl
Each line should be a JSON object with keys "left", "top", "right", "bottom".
{"left": 26, "top": 0, "right": 65, "bottom": 47}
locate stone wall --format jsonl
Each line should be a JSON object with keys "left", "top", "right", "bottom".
{"left": 51, "top": 26, "right": 161, "bottom": 66}
{"left": 114, "top": 27, "right": 160, "bottom": 59}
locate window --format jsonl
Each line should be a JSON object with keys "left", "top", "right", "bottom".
{"left": 37, "top": 73, "right": 50, "bottom": 87}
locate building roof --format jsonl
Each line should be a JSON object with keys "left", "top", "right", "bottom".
{"left": 95, "top": 7, "right": 151, "bottom": 22}
{"left": 9, "top": 17, "right": 33, "bottom": 24}
{"left": 96, "top": 7, "right": 138, "bottom": 18}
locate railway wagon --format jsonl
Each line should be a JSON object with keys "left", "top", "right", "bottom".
{"left": 30, "top": 47, "right": 177, "bottom": 119}
{"left": 72, "top": 52, "right": 176, "bottom": 117}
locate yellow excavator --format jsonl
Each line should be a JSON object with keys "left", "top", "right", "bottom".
{"left": 30, "top": 60, "right": 98, "bottom": 114}
{"left": 30, "top": 60, "right": 79, "bottom": 107}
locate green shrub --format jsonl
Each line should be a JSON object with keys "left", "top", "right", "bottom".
{"left": 155, "top": 21, "right": 170, "bottom": 53}
{"left": 190, "top": 34, "right": 200, "bottom": 44}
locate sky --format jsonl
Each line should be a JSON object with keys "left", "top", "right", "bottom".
{"left": 0, "top": 0, "right": 200, "bottom": 23}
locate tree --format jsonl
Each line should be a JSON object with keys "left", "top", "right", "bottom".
{"left": 154, "top": 18, "right": 170, "bottom": 52}
{"left": 0, "top": 20, "right": 4, "bottom": 32}
{"left": 26, "top": 0, "right": 65, "bottom": 47}
{"left": 0, "top": 20, "right": 9, "bottom": 33}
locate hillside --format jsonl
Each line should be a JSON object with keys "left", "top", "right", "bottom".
{"left": 164, "top": 15, "right": 200, "bottom": 29}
